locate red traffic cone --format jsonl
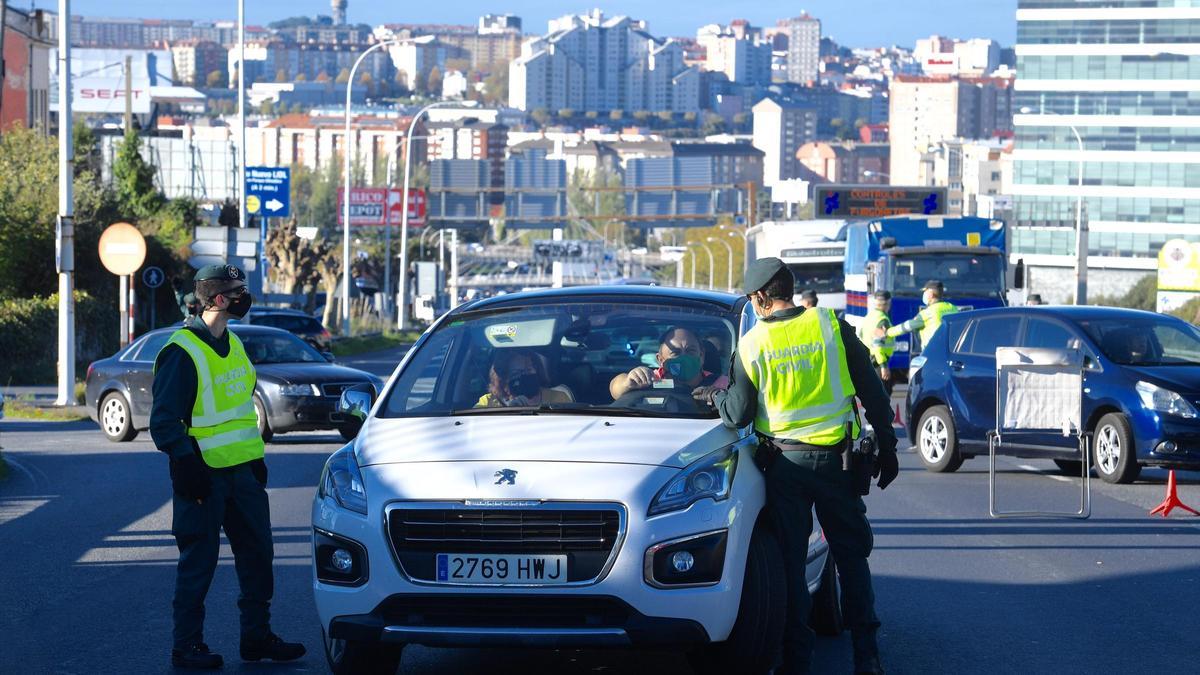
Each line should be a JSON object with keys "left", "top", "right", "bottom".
{"left": 893, "top": 403, "right": 905, "bottom": 429}
{"left": 1149, "top": 470, "right": 1199, "bottom": 517}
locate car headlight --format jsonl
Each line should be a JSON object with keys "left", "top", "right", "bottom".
{"left": 279, "top": 383, "right": 319, "bottom": 397}
{"left": 319, "top": 445, "right": 368, "bottom": 514}
{"left": 1136, "top": 381, "right": 1198, "bottom": 419}
{"left": 648, "top": 445, "right": 738, "bottom": 517}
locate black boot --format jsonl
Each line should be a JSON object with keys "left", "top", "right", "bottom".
{"left": 171, "top": 642, "right": 224, "bottom": 670}
{"left": 852, "top": 629, "right": 884, "bottom": 675}
{"left": 240, "top": 633, "right": 306, "bottom": 662}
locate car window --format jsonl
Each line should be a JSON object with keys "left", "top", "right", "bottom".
{"left": 1023, "top": 319, "right": 1076, "bottom": 350}
{"left": 256, "top": 314, "right": 323, "bottom": 333}
{"left": 238, "top": 332, "right": 326, "bottom": 364}
{"left": 1081, "top": 317, "right": 1200, "bottom": 366}
{"left": 127, "top": 331, "right": 172, "bottom": 362}
{"left": 962, "top": 317, "right": 1020, "bottom": 357}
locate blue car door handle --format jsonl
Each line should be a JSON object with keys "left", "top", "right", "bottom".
{"left": 948, "top": 360, "right": 965, "bottom": 371}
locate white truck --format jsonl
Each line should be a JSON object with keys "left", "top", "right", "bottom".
{"left": 745, "top": 220, "right": 847, "bottom": 313}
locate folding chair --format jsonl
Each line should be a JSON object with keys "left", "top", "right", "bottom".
{"left": 988, "top": 346, "right": 1091, "bottom": 519}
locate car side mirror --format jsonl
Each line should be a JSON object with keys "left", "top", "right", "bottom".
{"left": 338, "top": 383, "right": 376, "bottom": 422}
{"left": 321, "top": 351, "right": 335, "bottom": 362}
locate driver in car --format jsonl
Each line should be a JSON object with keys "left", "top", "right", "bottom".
{"left": 609, "top": 327, "right": 729, "bottom": 403}
{"left": 477, "top": 349, "right": 574, "bottom": 408}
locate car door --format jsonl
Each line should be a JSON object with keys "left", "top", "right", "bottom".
{"left": 1016, "top": 317, "right": 1085, "bottom": 451}
{"left": 950, "top": 314, "right": 1023, "bottom": 441}
{"left": 125, "top": 331, "right": 173, "bottom": 420}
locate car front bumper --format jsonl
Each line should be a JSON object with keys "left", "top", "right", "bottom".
{"left": 268, "top": 395, "right": 347, "bottom": 432}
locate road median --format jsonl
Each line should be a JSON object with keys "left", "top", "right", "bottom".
{"left": 332, "top": 330, "right": 422, "bottom": 358}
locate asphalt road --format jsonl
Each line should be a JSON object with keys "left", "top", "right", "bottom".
{"left": 2, "top": 381, "right": 1199, "bottom": 673}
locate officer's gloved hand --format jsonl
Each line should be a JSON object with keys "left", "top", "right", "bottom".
{"left": 171, "top": 453, "right": 212, "bottom": 502}
{"left": 873, "top": 451, "right": 899, "bottom": 490}
{"left": 249, "top": 458, "right": 268, "bottom": 485}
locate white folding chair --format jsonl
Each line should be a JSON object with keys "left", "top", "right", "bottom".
{"left": 988, "top": 346, "right": 1091, "bottom": 519}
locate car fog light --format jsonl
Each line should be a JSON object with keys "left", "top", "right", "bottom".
{"left": 671, "top": 550, "right": 695, "bottom": 573}
{"left": 331, "top": 548, "right": 354, "bottom": 573}
{"left": 1158, "top": 441, "right": 1178, "bottom": 454}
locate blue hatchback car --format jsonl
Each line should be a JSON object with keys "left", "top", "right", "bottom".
{"left": 906, "top": 306, "right": 1200, "bottom": 483}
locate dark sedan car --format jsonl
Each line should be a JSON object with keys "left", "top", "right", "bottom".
{"left": 85, "top": 324, "right": 383, "bottom": 444}
{"left": 238, "top": 307, "right": 333, "bottom": 352}
{"left": 907, "top": 306, "right": 1200, "bottom": 483}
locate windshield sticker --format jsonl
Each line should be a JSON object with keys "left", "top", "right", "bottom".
{"left": 653, "top": 379, "right": 675, "bottom": 389}
{"left": 645, "top": 397, "right": 666, "bottom": 405}
{"left": 487, "top": 324, "right": 518, "bottom": 342}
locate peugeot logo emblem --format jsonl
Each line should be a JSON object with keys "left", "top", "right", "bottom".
{"left": 493, "top": 469, "right": 518, "bottom": 485}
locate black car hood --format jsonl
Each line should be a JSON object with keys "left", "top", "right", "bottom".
{"left": 255, "top": 362, "right": 374, "bottom": 385}
{"left": 1124, "top": 365, "right": 1200, "bottom": 395}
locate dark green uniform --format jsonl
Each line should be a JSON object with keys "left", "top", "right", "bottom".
{"left": 715, "top": 260, "right": 897, "bottom": 674}
{"left": 151, "top": 315, "right": 275, "bottom": 652}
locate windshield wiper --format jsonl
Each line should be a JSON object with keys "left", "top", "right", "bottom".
{"left": 449, "top": 403, "right": 713, "bottom": 418}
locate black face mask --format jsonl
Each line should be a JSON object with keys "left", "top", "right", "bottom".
{"left": 226, "top": 292, "right": 252, "bottom": 319}
{"left": 507, "top": 372, "right": 541, "bottom": 398}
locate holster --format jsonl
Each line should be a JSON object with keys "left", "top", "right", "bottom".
{"left": 753, "top": 435, "right": 782, "bottom": 473}
{"left": 841, "top": 421, "right": 878, "bottom": 496}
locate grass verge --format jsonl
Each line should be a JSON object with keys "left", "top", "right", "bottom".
{"left": 332, "top": 330, "right": 422, "bottom": 358}
{"left": 3, "top": 400, "right": 90, "bottom": 422}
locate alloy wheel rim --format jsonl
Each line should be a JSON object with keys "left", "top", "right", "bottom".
{"left": 102, "top": 398, "right": 126, "bottom": 436}
{"left": 921, "top": 416, "right": 947, "bottom": 462}
{"left": 1096, "top": 424, "right": 1120, "bottom": 475}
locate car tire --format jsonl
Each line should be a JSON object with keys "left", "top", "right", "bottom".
{"left": 323, "top": 628, "right": 403, "bottom": 675}
{"left": 687, "top": 527, "right": 786, "bottom": 675}
{"left": 1053, "top": 459, "right": 1083, "bottom": 475}
{"left": 254, "top": 396, "right": 274, "bottom": 444}
{"left": 99, "top": 392, "right": 137, "bottom": 443}
{"left": 916, "top": 405, "right": 963, "bottom": 473}
{"left": 809, "top": 554, "right": 843, "bottom": 636}
{"left": 1092, "top": 412, "right": 1140, "bottom": 484}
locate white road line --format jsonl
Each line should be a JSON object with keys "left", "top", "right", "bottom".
{"left": 1017, "top": 463, "right": 1074, "bottom": 483}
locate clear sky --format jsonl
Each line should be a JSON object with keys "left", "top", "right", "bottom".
{"left": 32, "top": 1, "right": 1017, "bottom": 48}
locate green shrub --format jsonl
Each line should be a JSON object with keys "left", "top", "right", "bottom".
{"left": 0, "top": 292, "right": 118, "bottom": 385}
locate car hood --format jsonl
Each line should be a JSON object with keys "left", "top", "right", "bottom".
{"left": 1125, "top": 365, "right": 1200, "bottom": 396}
{"left": 255, "top": 362, "right": 374, "bottom": 384}
{"left": 355, "top": 415, "right": 741, "bottom": 469}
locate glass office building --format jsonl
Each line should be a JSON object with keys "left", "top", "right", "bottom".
{"left": 1012, "top": 1, "right": 1200, "bottom": 262}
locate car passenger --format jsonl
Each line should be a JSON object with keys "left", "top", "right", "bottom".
{"left": 476, "top": 349, "right": 574, "bottom": 407}
{"left": 1103, "top": 328, "right": 1156, "bottom": 364}
{"left": 609, "top": 327, "right": 729, "bottom": 402}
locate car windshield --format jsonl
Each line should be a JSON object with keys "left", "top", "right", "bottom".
{"left": 786, "top": 262, "right": 844, "bottom": 295}
{"left": 378, "top": 299, "right": 737, "bottom": 419}
{"left": 889, "top": 253, "right": 1004, "bottom": 297}
{"left": 255, "top": 314, "right": 323, "bottom": 333}
{"left": 239, "top": 332, "right": 327, "bottom": 364}
{"left": 1079, "top": 318, "right": 1200, "bottom": 366}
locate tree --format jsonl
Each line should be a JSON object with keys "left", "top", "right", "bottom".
{"left": 112, "top": 132, "right": 164, "bottom": 219}
{"left": 1092, "top": 274, "right": 1156, "bottom": 311}
{"left": 557, "top": 108, "right": 575, "bottom": 120}
{"left": 316, "top": 72, "right": 332, "bottom": 84}
{"left": 205, "top": 70, "right": 226, "bottom": 88}
{"left": 701, "top": 113, "right": 726, "bottom": 136}
{"left": 259, "top": 100, "right": 275, "bottom": 116}
{"left": 585, "top": 111, "right": 598, "bottom": 120}
{"left": 633, "top": 110, "right": 651, "bottom": 122}
{"left": 266, "top": 217, "right": 327, "bottom": 294}
{"left": 294, "top": 72, "right": 307, "bottom": 83}
{"left": 335, "top": 68, "right": 352, "bottom": 85}
{"left": 530, "top": 108, "right": 551, "bottom": 127}
{"left": 683, "top": 111, "right": 698, "bottom": 124}
{"left": 656, "top": 110, "right": 674, "bottom": 124}
{"left": 732, "top": 112, "right": 750, "bottom": 131}
{"left": 482, "top": 68, "right": 508, "bottom": 105}
{"left": 427, "top": 66, "right": 443, "bottom": 95}
{"left": 609, "top": 109, "right": 624, "bottom": 122}
{"left": 275, "top": 68, "right": 289, "bottom": 83}
{"left": 218, "top": 198, "right": 240, "bottom": 228}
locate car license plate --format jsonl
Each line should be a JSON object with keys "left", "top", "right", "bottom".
{"left": 435, "top": 553, "right": 568, "bottom": 584}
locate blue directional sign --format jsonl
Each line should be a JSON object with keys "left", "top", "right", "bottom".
{"left": 141, "top": 265, "right": 165, "bottom": 289}
{"left": 245, "top": 166, "right": 291, "bottom": 218}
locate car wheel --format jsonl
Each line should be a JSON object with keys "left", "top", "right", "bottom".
{"left": 916, "top": 405, "right": 963, "bottom": 473}
{"left": 323, "top": 627, "right": 403, "bottom": 675}
{"left": 809, "top": 553, "right": 843, "bottom": 636}
{"left": 1092, "top": 413, "right": 1140, "bottom": 484}
{"left": 99, "top": 392, "right": 137, "bottom": 442}
{"left": 254, "top": 396, "right": 274, "bottom": 444}
{"left": 687, "top": 527, "right": 786, "bottom": 675}
{"left": 1053, "top": 459, "right": 1083, "bottom": 475}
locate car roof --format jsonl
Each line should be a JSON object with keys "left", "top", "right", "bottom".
{"left": 143, "top": 323, "right": 298, "bottom": 338}
{"left": 249, "top": 307, "right": 313, "bottom": 317}
{"left": 462, "top": 285, "right": 742, "bottom": 312}
{"left": 949, "top": 305, "right": 1170, "bottom": 323}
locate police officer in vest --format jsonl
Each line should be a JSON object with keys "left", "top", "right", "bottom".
{"left": 857, "top": 290, "right": 896, "bottom": 396}
{"left": 880, "top": 280, "right": 958, "bottom": 352}
{"left": 714, "top": 258, "right": 899, "bottom": 675}
{"left": 150, "top": 264, "right": 305, "bottom": 669}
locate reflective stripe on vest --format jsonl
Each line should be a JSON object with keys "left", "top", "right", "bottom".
{"left": 156, "top": 329, "right": 265, "bottom": 468}
{"left": 738, "top": 308, "right": 858, "bottom": 445}
{"left": 918, "top": 301, "right": 959, "bottom": 347}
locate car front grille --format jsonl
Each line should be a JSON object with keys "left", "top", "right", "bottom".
{"left": 320, "top": 382, "right": 356, "bottom": 398}
{"left": 386, "top": 504, "right": 624, "bottom": 584}
{"left": 377, "top": 594, "right": 632, "bottom": 628}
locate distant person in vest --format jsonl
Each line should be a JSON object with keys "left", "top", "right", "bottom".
{"left": 150, "top": 264, "right": 305, "bottom": 669}
{"left": 880, "top": 279, "right": 958, "bottom": 351}
{"left": 857, "top": 290, "right": 896, "bottom": 396}
{"left": 714, "top": 258, "right": 898, "bottom": 675}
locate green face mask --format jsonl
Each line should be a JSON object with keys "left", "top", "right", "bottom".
{"left": 663, "top": 354, "right": 703, "bottom": 382}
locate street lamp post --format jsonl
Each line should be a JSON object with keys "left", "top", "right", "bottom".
{"left": 55, "top": 0, "right": 75, "bottom": 406}
{"left": 708, "top": 236, "right": 734, "bottom": 292}
{"left": 342, "top": 40, "right": 398, "bottom": 337}
{"left": 1020, "top": 106, "right": 1086, "bottom": 305}
{"left": 397, "top": 101, "right": 466, "bottom": 330}
{"left": 690, "top": 241, "right": 715, "bottom": 291}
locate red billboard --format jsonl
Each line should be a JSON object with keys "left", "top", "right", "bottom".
{"left": 337, "top": 187, "right": 427, "bottom": 226}
{"left": 1, "top": 28, "right": 31, "bottom": 130}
